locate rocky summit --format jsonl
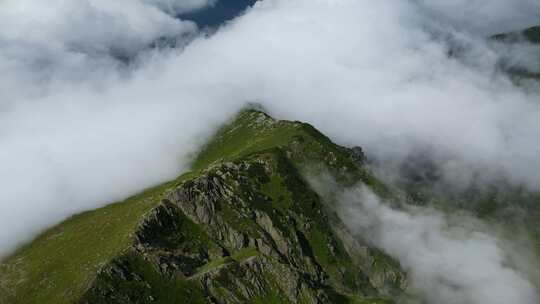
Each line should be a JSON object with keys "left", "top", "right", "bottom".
{"left": 0, "top": 110, "right": 407, "bottom": 304}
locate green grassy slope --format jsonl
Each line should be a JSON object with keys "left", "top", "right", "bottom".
{"left": 193, "top": 110, "right": 388, "bottom": 194}
{"left": 0, "top": 181, "right": 179, "bottom": 304}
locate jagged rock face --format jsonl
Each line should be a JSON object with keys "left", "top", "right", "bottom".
{"left": 81, "top": 150, "right": 405, "bottom": 304}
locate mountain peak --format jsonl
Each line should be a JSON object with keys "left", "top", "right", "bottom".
{"left": 0, "top": 110, "right": 404, "bottom": 304}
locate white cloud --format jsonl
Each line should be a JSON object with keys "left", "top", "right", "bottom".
{"left": 338, "top": 185, "right": 539, "bottom": 304}
{"left": 0, "top": 0, "right": 202, "bottom": 104}
{"left": 414, "top": 0, "right": 540, "bottom": 35}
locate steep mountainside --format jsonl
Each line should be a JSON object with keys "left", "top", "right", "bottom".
{"left": 0, "top": 110, "right": 406, "bottom": 304}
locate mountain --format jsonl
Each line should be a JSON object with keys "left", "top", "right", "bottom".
{"left": 0, "top": 110, "right": 406, "bottom": 304}
{"left": 492, "top": 26, "right": 540, "bottom": 44}
{"left": 492, "top": 25, "right": 540, "bottom": 82}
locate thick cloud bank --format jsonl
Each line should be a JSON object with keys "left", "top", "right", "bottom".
{"left": 1, "top": 3, "right": 540, "bottom": 299}
{"left": 0, "top": 0, "right": 206, "bottom": 103}
{"left": 338, "top": 185, "right": 539, "bottom": 304}
{"left": 0, "top": 0, "right": 223, "bottom": 255}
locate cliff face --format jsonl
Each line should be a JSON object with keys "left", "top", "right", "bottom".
{"left": 0, "top": 110, "right": 405, "bottom": 304}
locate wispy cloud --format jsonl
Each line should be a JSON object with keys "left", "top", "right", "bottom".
{"left": 338, "top": 185, "right": 539, "bottom": 304}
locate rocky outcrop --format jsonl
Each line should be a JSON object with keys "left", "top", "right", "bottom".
{"left": 81, "top": 148, "right": 406, "bottom": 303}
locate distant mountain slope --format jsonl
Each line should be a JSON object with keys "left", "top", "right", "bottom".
{"left": 492, "top": 26, "right": 540, "bottom": 44}
{"left": 0, "top": 110, "right": 405, "bottom": 304}
{"left": 492, "top": 25, "right": 540, "bottom": 82}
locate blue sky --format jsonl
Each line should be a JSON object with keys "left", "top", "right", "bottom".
{"left": 179, "top": 0, "right": 257, "bottom": 28}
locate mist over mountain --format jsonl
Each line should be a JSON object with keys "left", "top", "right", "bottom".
{"left": 1, "top": 1, "right": 540, "bottom": 303}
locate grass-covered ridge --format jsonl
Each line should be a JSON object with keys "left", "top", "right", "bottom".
{"left": 0, "top": 182, "right": 173, "bottom": 304}
{"left": 194, "top": 110, "right": 389, "bottom": 194}
{"left": 192, "top": 110, "right": 336, "bottom": 170}
{"left": 0, "top": 109, "right": 399, "bottom": 304}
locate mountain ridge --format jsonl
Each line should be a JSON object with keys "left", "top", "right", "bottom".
{"left": 0, "top": 109, "right": 405, "bottom": 304}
